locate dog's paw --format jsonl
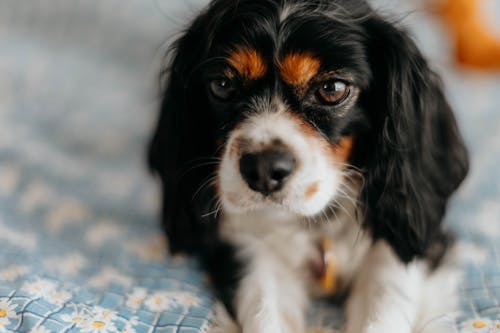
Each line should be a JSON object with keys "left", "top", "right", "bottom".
{"left": 207, "top": 303, "right": 241, "bottom": 333}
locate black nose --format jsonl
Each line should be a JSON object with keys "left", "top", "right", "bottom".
{"left": 239, "top": 150, "right": 296, "bottom": 195}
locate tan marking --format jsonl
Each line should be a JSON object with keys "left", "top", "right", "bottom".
{"left": 305, "top": 182, "right": 319, "bottom": 200}
{"left": 331, "top": 136, "right": 354, "bottom": 163}
{"left": 229, "top": 137, "right": 244, "bottom": 157}
{"left": 226, "top": 192, "right": 238, "bottom": 205}
{"left": 288, "top": 112, "right": 318, "bottom": 139}
{"left": 279, "top": 53, "right": 321, "bottom": 86}
{"left": 288, "top": 112, "right": 354, "bottom": 164}
{"left": 228, "top": 48, "right": 267, "bottom": 79}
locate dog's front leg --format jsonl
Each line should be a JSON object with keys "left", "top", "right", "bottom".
{"left": 344, "top": 241, "right": 426, "bottom": 333}
{"left": 234, "top": 242, "right": 309, "bottom": 333}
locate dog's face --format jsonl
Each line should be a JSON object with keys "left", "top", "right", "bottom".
{"left": 205, "top": 2, "right": 372, "bottom": 216}
{"left": 149, "top": 0, "right": 469, "bottom": 262}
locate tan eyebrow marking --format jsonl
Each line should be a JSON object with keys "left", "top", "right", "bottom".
{"left": 279, "top": 52, "right": 321, "bottom": 86}
{"left": 227, "top": 47, "right": 267, "bottom": 80}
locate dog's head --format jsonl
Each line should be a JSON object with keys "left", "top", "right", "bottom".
{"left": 149, "top": 0, "right": 469, "bottom": 262}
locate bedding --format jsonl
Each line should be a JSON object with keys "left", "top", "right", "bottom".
{"left": 0, "top": 0, "right": 499, "bottom": 332}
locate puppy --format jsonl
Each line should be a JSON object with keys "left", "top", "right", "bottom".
{"left": 148, "top": 0, "right": 469, "bottom": 332}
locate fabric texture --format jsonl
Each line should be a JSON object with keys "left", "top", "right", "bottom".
{"left": 0, "top": 0, "right": 499, "bottom": 332}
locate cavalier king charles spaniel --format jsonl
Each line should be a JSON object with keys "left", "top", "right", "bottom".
{"left": 148, "top": 0, "right": 469, "bottom": 332}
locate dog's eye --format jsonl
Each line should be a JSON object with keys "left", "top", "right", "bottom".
{"left": 316, "top": 80, "right": 350, "bottom": 105}
{"left": 209, "top": 78, "right": 235, "bottom": 101}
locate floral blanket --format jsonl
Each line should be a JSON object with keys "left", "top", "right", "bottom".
{"left": 0, "top": 0, "right": 499, "bottom": 332}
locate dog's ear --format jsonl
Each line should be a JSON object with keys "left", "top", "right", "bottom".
{"left": 361, "top": 17, "right": 469, "bottom": 263}
{"left": 148, "top": 11, "right": 220, "bottom": 255}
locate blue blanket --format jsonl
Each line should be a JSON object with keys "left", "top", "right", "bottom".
{"left": 0, "top": 0, "right": 499, "bottom": 332}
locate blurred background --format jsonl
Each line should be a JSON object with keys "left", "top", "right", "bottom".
{"left": 0, "top": 0, "right": 499, "bottom": 332}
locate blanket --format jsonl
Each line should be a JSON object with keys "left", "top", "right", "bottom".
{"left": 0, "top": 0, "right": 499, "bottom": 332}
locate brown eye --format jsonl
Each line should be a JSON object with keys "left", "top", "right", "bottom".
{"left": 209, "top": 78, "right": 235, "bottom": 100}
{"left": 317, "top": 80, "right": 350, "bottom": 105}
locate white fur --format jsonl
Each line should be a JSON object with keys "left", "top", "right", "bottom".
{"left": 344, "top": 241, "right": 461, "bottom": 333}
{"left": 414, "top": 248, "right": 461, "bottom": 333}
{"left": 220, "top": 210, "right": 314, "bottom": 333}
{"left": 345, "top": 241, "right": 425, "bottom": 333}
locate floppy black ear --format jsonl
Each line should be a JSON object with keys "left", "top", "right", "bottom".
{"left": 148, "top": 11, "right": 221, "bottom": 255}
{"left": 361, "top": 17, "right": 469, "bottom": 263}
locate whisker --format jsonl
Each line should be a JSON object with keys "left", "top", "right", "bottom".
{"left": 334, "top": 161, "right": 365, "bottom": 174}
{"left": 306, "top": 215, "right": 313, "bottom": 230}
{"left": 181, "top": 161, "right": 221, "bottom": 178}
{"left": 320, "top": 209, "right": 329, "bottom": 226}
{"left": 332, "top": 198, "right": 356, "bottom": 222}
{"left": 214, "top": 141, "right": 227, "bottom": 156}
{"left": 327, "top": 205, "right": 340, "bottom": 224}
{"left": 201, "top": 205, "right": 222, "bottom": 219}
{"left": 201, "top": 194, "right": 224, "bottom": 219}
{"left": 336, "top": 187, "right": 359, "bottom": 207}
{"left": 191, "top": 174, "right": 218, "bottom": 200}
{"left": 214, "top": 199, "right": 224, "bottom": 219}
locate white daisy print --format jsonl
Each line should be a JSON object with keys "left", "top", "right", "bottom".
{"left": 454, "top": 242, "right": 488, "bottom": 265}
{"left": 85, "top": 221, "right": 123, "bottom": 247}
{"left": 0, "top": 265, "right": 29, "bottom": 282}
{"left": 80, "top": 316, "right": 117, "bottom": 333}
{"left": 168, "top": 292, "right": 202, "bottom": 308}
{"left": 89, "top": 267, "right": 132, "bottom": 288}
{"left": 144, "top": 292, "right": 175, "bottom": 312}
{"left": 124, "top": 235, "right": 168, "bottom": 261}
{"left": 462, "top": 318, "right": 497, "bottom": 332}
{"left": 29, "top": 325, "right": 52, "bottom": 333}
{"left": 0, "top": 224, "right": 37, "bottom": 251}
{"left": 63, "top": 306, "right": 119, "bottom": 332}
{"left": 0, "top": 298, "right": 18, "bottom": 329}
{"left": 19, "top": 180, "right": 54, "bottom": 213}
{"left": 91, "top": 306, "right": 118, "bottom": 322}
{"left": 46, "top": 290, "right": 72, "bottom": 305}
{"left": 121, "top": 316, "right": 138, "bottom": 333}
{"left": 21, "top": 279, "right": 57, "bottom": 298}
{"left": 45, "top": 199, "right": 91, "bottom": 233}
{"left": 125, "top": 288, "right": 147, "bottom": 310}
{"left": 60, "top": 309, "right": 86, "bottom": 327}
{"left": 43, "top": 254, "right": 88, "bottom": 276}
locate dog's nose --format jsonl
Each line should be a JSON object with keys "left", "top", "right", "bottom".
{"left": 239, "top": 150, "right": 296, "bottom": 195}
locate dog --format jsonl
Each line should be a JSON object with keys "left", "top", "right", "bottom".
{"left": 148, "top": 0, "right": 469, "bottom": 332}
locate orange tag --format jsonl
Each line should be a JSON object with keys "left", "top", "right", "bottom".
{"left": 318, "top": 238, "right": 337, "bottom": 293}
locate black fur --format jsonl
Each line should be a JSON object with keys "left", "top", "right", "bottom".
{"left": 148, "top": 0, "right": 469, "bottom": 313}
{"left": 361, "top": 18, "right": 469, "bottom": 262}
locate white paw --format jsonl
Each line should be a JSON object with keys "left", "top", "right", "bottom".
{"left": 208, "top": 302, "right": 241, "bottom": 333}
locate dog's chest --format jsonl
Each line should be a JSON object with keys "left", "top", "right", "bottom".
{"left": 220, "top": 209, "right": 371, "bottom": 293}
